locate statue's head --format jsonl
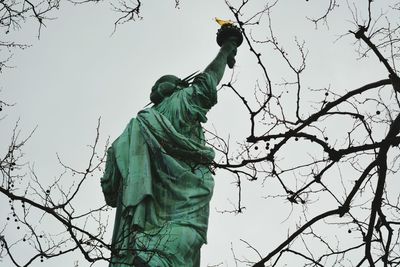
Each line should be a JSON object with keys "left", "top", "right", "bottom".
{"left": 150, "top": 75, "right": 183, "bottom": 105}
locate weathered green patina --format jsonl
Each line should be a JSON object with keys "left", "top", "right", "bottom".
{"left": 101, "top": 27, "right": 241, "bottom": 267}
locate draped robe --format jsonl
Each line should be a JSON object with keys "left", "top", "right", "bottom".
{"left": 101, "top": 73, "right": 217, "bottom": 266}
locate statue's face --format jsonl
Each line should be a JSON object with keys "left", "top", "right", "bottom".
{"left": 150, "top": 75, "right": 182, "bottom": 104}
{"left": 159, "top": 80, "right": 178, "bottom": 92}
{"left": 157, "top": 75, "right": 181, "bottom": 88}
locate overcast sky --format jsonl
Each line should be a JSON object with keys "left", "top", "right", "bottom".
{"left": 1, "top": 1, "right": 398, "bottom": 266}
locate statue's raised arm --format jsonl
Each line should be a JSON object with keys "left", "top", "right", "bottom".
{"left": 101, "top": 23, "right": 242, "bottom": 267}
{"left": 205, "top": 23, "right": 243, "bottom": 84}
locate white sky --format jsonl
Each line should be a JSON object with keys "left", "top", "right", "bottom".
{"left": 1, "top": 1, "right": 398, "bottom": 266}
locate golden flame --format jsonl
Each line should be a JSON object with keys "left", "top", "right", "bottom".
{"left": 215, "top": 17, "right": 234, "bottom": 26}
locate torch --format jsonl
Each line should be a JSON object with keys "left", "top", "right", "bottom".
{"left": 215, "top": 18, "right": 243, "bottom": 68}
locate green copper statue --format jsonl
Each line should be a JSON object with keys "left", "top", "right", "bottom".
{"left": 101, "top": 23, "right": 242, "bottom": 267}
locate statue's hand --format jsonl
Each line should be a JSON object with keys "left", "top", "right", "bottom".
{"left": 227, "top": 46, "right": 237, "bottom": 69}
{"left": 223, "top": 38, "right": 238, "bottom": 68}
{"left": 223, "top": 36, "right": 240, "bottom": 48}
{"left": 227, "top": 56, "right": 235, "bottom": 69}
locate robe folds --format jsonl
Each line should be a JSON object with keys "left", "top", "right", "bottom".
{"left": 101, "top": 73, "right": 217, "bottom": 266}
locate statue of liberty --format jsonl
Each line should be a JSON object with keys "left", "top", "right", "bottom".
{"left": 101, "top": 22, "right": 242, "bottom": 267}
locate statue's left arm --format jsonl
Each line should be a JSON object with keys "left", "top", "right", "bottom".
{"left": 100, "top": 146, "right": 121, "bottom": 207}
